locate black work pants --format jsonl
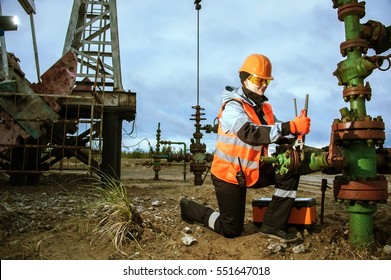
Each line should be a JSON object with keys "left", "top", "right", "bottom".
{"left": 185, "top": 163, "right": 300, "bottom": 238}
{"left": 261, "top": 168, "right": 300, "bottom": 230}
{"left": 185, "top": 183, "right": 246, "bottom": 238}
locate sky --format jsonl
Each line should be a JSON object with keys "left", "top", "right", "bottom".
{"left": 2, "top": 0, "right": 391, "bottom": 154}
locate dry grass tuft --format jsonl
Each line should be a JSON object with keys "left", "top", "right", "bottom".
{"left": 91, "top": 172, "right": 143, "bottom": 255}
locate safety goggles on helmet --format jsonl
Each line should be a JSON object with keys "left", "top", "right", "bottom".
{"left": 247, "top": 74, "right": 271, "bottom": 87}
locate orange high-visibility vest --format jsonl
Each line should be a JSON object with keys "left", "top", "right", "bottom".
{"left": 211, "top": 98, "right": 274, "bottom": 187}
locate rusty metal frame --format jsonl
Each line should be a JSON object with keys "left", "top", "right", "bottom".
{"left": 0, "top": 91, "right": 103, "bottom": 176}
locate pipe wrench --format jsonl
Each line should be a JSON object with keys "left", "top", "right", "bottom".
{"left": 293, "top": 94, "right": 309, "bottom": 159}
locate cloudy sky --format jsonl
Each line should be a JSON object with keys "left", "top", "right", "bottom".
{"left": 2, "top": 0, "right": 391, "bottom": 154}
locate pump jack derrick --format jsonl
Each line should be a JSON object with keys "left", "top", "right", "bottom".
{"left": 63, "top": 0, "right": 136, "bottom": 179}
{"left": 0, "top": 0, "right": 136, "bottom": 185}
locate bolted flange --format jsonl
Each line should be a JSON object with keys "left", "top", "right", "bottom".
{"left": 337, "top": 2, "right": 366, "bottom": 21}
{"left": 332, "top": 118, "right": 385, "bottom": 142}
{"left": 342, "top": 84, "right": 371, "bottom": 101}
{"left": 333, "top": 175, "right": 389, "bottom": 202}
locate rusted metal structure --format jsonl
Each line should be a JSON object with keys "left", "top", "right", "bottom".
{"left": 0, "top": 0, "right": 136, "bottom": 185}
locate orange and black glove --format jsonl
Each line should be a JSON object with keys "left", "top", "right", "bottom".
{"left": 290, "top": 116, "right": 311, "bottom": 135}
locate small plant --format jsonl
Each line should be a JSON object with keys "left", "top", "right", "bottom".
{"left": 91, "top": 172, "right": 143, "bottom": 255}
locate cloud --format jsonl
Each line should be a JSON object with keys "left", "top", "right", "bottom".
{"left": 3, "top": 0, "right": 391, "bottom": 154}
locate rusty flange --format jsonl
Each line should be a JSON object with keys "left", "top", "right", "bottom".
{"left": 340, "top": 39, "right": 369, "bottom": 56}
{"left": 333, "top": 177, "right": 389, "bottom": 201}
{"left": 342, "top": 84, "right": 371, "bottom": 101}
{"left": 288, "top": 148, "right": 301, "bottom": 175}
{"left": 337, "top": 2, "right": 365, "bottom": 21}
{"left": 332, "top": 119, "right": 385, "bottom": 141}
{"left": 190, "top": 162, "right": 207, "bottom": 173}
{"left": 327, "top": 144, "right": 345, "bottom": 173}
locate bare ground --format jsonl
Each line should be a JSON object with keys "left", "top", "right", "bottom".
{"left": 1, "top": 158, "right": 391, "bottom": 260}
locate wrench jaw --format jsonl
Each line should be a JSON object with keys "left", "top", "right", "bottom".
{"left": 293, "top": 137, "right": 303, "bottom": 150}
{"left": 293, "top": 136, "right": 305, "bottom": 160}
{"left": 292, "top": 95, "right": 309, "bottom": 161}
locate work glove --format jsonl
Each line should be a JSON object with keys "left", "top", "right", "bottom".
{"left": 290, "top": 116, "right": 311, "bottom": 135}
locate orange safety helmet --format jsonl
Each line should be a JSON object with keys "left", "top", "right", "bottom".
{"left": 239, "top": 54, "right": 274, "bottom": 80}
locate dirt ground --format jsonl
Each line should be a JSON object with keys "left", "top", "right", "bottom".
{"left": 1, "top": 158, "right": 391, "bottom": 260}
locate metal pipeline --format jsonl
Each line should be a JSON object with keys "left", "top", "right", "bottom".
{"left": 160, "top": 140, "right": 188, "bottom": 181}
{"left": 153, "top": 123, "right": 191, "bottom": 181}
{"left": 153, "top": 123, "right": 163, "bottom": 180}
{"left": 171, "top": 0, "right": 391, "bottom": 246}
{"left": 331, "top": 0, "right": 390, "bottom": 246}
{"left": 190, "top": 105, "right": 207, "bottom": 186}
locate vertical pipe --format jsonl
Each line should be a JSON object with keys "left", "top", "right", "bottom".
{"left": 153, "top": 123, "right": 161, "bottom": 180}
{"left": 101, "top": 110, "right": 122, "bottom": 179}
{"left": 334, "top": 0, "right": 380, "bottom": 247}
{"left": 29, "top": 13, "right": 41, "bottom": 82}
{"left": 190, "top": 1, "right": 207, "bottom": 186}
{"left": 0, "top": 35, "right": 8, "bottom": 80}
{"left": 348, "top": 203, "right": 377, "bottom": 246}
{"left": 342, "top": 143, "right": 377, "bottom": 178}
{"left": 0, "top": 2, "right": 9, "bottom": 80}
{"left": 195, "top": 1, "right": 201, "bottom": 106}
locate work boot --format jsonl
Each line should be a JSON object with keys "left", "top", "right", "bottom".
{"left": 260, "top": 224, "right": 298, "bottom": 242}
{"left": 180, "top": 197, "right": 194, "bottom": 224}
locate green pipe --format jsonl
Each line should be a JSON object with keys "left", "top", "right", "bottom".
{"left": 342, "top": 142, "right": 377, "bottom": 179}
{"left": 347, "top": 203, "right": 377, "bottom": 246}
{"left": 308, "top": 152, "right": 329, "bottom": 172}
{"left": 343, "top": 13, "right": 361, "bottom": 40}
{"left": 264, "top": 147, "right": 330, "bottom": 175}
{"left": 260, "top": 156, "right": 277, "bottom": 164}
{"left": 334, "top": 0, "right": 379, "bottom": 247}
{"left": 350, "top": 98, "right": 367, "bottom": 116}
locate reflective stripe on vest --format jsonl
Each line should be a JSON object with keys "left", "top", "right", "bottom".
{"left": 211, "top": 98, "right": 274, "bottom": 187}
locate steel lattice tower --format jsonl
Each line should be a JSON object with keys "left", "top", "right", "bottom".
{"left": 63, "top": 0, "right": 124, "bottom": 91}
{"left": 63, "top": 0, "right": 136, "bottom": 179}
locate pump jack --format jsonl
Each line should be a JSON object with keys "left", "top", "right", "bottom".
{"left": 0, "top": 0, "right": 136, "bottom": 185}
